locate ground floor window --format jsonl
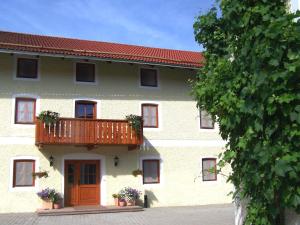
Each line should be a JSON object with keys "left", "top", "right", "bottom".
{"left": 202, "top": 158, "right": 217, "bottom": 181}
{"left": 142, "top": 159, "right": 160, "bottom": 184}
{"left": 13, "top": 160, "right": 35, "bottom": 187}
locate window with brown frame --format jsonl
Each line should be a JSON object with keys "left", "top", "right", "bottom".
{"left": 76, "top": 63, "right": 95, "bottom": 82}
{"left": 142, "top": 104, "right": 158, "bottom": 128}
{"left": 17, "top": 58, "right": 38, "bottom": 79}
{"left": 140, "top": 68, "right": 158, "bottom": 87}
{"left": 200, "top": 110, "right": 214, "bottom": 129}
{"left": 15, "top": 98, "right": 36, "bottom": 124}
{"left": 75, "top": 101, "right": 97, "bottom": 119}
{"left": 202, "top": 158, "right": 217, "bottom": 181}
{"left": 142, "top": 159, "right": 160, "bottom": 184}
{"left": 13, "top": 160, "right": 35, "bottom": 187}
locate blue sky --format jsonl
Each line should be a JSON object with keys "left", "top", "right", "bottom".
{"left": 0, "top": 0, "right": 216, "bottom": 51}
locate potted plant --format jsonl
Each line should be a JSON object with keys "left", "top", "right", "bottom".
{"left": 37, "top": 188, "right": 62, "bottom": 210}
{"left": 37, "top": 110, "right": 60, "bottom": 126}
{"left": 32, "top": 171, "right": 48, "bottom": 179}
{"left": 119, "top": 198, "right": 126, "bottom": 207}
{"left": 132, "top": 169, "right": 143, "bottom": 177}
{"left": 52, "top": 192, "right": 62, "bottom": 209}
{"left": 119, "top": 187, "right": 141, "bottom": 206}
{"left": 125, "top": 114, "right": 142, "bottom": 134}
{"left": 117, "top": 191, "right": 126, "bottom": 207}
{"left": 112, "top": 193, "right": 119, "bottom": 206}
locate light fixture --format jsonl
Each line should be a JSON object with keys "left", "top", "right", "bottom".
{"left": 114, "top": 156, "right": 119, "bottom": 167}
{"left": 49, "top": 155, "right": 54, "bottom": 167}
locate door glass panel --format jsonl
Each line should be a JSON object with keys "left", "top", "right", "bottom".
{"left": 67, "top": 164, "right": 75, "bottom": 184}
{"left": 80, "top": 164, "right": 96, "bottom": 184}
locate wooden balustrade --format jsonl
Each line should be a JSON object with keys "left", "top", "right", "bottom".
{"left": 35, "top": 118, "right": 143, "bottom": 148}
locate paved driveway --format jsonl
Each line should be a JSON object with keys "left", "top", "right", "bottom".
{"left": 0, "top": 204, "right": 234, "bottom": 225}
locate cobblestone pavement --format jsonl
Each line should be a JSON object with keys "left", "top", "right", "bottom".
{"left": 0, "top": 204, "right": 234, "bottom": 225}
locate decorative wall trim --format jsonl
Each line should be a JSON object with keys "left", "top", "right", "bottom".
{"left": 0, "top": 136, "right": 226, "bottom": 148}
{"left": 142, "top": 139, "right": 226, "bottom": 148}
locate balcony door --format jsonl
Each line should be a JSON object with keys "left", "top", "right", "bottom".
{"left": 64, "top": 160, "right": 100, "bottom": 206}
{"left": 75, "top": 101, "right": 97, "bottom": 119}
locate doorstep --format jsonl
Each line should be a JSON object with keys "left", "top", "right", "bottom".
{"left": 37, "top": 205, "right": 144, "bottom": 216}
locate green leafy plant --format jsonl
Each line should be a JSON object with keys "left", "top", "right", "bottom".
{"left": 118, "top": 187, "right": 142, "bottom": 201}
{"left": 125, "top": 114, "right": 142, "bottom": 134}
{"left": 132, "top": 169, "right": 143, "bottom": 177}
{"left": 32, "top": 171, "right": 48, "bottom": 179}
{"left": 193, "top": 1, "right": 300, "bottom": 224}
{"left": 112, "top": 193, "right": 119, "bottom": 199}
{"left": 37, "top": 110, "right": 60, "bottom": 125}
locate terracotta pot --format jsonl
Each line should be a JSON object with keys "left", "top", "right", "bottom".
{"left": 119, "top": 201, "right": 126, "bottom": 207}
{"left": 126, "top": 200, "right": 135, "bottom": 206}
{"left": 53, "top": 203, "right": 61, "bottom": 209}
{"left": 42, "top": 199, "right": 53, "bottom": 210}
{"left": 114, "top": 198, "right": 119, "bottom": 206}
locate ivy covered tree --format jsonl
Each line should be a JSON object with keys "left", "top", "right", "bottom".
{"left": 192, "top": 0, "right": 300, "bottom": 224}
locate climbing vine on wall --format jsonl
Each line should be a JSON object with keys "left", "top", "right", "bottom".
{"left": 192, "top": 1, "right": 300, "bottom": 224}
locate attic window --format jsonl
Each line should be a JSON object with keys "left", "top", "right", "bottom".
{"left": 17, "top": 58, "right": 38, "bottom": 79}
{"left": 200, "top": 110, "right": 214, "bottom": 129}
{"left": 76, "top": 63, "right": 95, "bottom": 83}
{"left": 140, "top": 68, "right": 158, "bottom": 87}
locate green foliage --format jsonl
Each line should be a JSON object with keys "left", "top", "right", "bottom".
{"left": 37, "top": 110, "right": 60, "bottom": 125}
{"left": 193, "top": 1, "right": 300, "bottom": 224}
{"left": 125, "top": 114, "right": 143, "bottom": 135}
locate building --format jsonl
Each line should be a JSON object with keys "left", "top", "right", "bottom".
{"left": 0, "top": 31, "right": 232, "bottom": 213}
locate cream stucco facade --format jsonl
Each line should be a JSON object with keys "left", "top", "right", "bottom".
{"left": 0, "top": 52, "right": 233, "bottom": 213}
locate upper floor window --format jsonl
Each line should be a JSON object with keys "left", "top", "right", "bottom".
{"left": 140, "top": 68, "right": 158, "bottom": 87}
{"left": 200, "top": 110, "right": 214, "bottom": 129}
{"left": 17, "top": 58, "right": 38, "bottom": 79}
{"left": 142, "top": 104, "right": 158, "bottom": 128}
{"left": 75, "top": 101, "right": 97, "bottom": 119}
{"left": 142, "top": 159, "right": 160, "bottom": 184}
{"left": 15, "top": 98, "right": 36, "bottom": 124}
{"left": 13, "top": 160, "right": 35, "bottom": 187}
{"left": 202, "top": 158, "right": 217, "bottom": 181}
{"left": 76, "top": 63, "right": 95, "bottom": 83}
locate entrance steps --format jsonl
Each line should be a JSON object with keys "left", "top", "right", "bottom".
{"left": 37, "top": 205, "right": 144, "bottom": 216}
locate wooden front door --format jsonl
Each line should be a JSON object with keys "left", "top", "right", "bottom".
{"left": 65, "top": 160, "right": 100, "bottom": 206}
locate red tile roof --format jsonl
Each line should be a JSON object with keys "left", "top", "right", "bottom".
{"left": 0, "top": 31, "right": 203, "bottom": 68}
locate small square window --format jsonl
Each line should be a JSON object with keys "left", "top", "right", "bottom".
{"left": 75, "top": 101, "right": 97, "bottom": 119}
{"left": 76, "top": 63, "right": 95, "bottom": 83}
{"left": 15, "top": 98, "right": 36, "bottom": 124}
{"left": 13, "top": 160, "right": 35, "bottom": 187}
{"left": 200, "top": 110, "right": 214, "bottom": 129}
{"left": 142, "top": 160, "right": 160, "bottom": 184}
{"left": 142, "top": 104, "right": 158, "bottom": 128}
{"left": 17, "top": 58, "right": 38, "bottom": 79}
{"left": 202, "top": 158, "right": 217, "bottom": 181}
{"left": 140, "top": 68, "right": 158, "bottom": 87}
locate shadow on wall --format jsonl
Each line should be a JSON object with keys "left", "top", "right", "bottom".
{"left": 144, "top": 190, "right": 158, "bottom": 208}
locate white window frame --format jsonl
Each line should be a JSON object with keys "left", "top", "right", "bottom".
{"left": 13, "top": 55, "right": 40, "bottom": 81}
{"left": 73, "top": 61, "right": 98, "bottom": 85}
{"left": 139, "top": 155, "right": 163, "bottom": 187}
{"left": 11, "top": 94, "right": 40, "bottom": 127}
{"left": 9, "top": 156, "right": 39, "bottom": 192}
{"left": 139, "top": 101, "right": 162, "bottom": 131}
{"left": 138, "top": 66, "right": 160, "bottom": 89}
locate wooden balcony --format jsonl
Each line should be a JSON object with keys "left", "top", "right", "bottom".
{"left": 35, "top": 118, "right": 143, "bottom": 150}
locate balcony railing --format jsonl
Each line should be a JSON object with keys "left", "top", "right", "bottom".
{"left": 35, "top": 118, "right": 143, "bottom": 148}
